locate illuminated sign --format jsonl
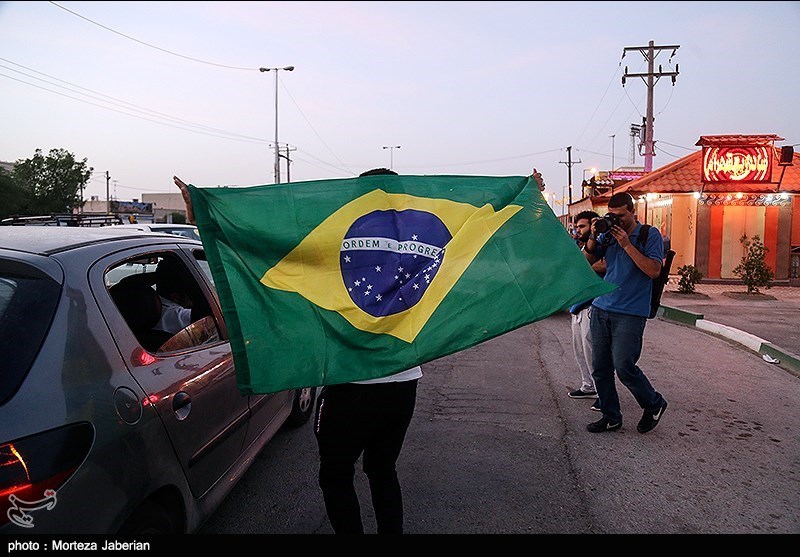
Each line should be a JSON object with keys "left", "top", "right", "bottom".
{"left": 697, "top": 193, "right": 789, "bottom": 207}
{"left": 702, "top": 146, "right": 772, "bottom": 182}
{"left": 608, "top": 172, "right": 645, "bottom": 181}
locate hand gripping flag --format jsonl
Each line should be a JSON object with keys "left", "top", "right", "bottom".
{"left": 188, "top": 174, "right": 614, "bottom": 394}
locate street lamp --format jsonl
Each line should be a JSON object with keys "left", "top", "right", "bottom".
{"left": 260, "top": 65, "right": 295, "bottom": 184}
{"left": 583, "top": 167, "right": 598, "bottom": 181}
{"left": 382, "top": 145, "right": 401, "bottom": 170}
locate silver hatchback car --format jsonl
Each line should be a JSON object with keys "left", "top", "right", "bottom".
{"left": 0, "top": 227, "right": 315, "bottom": 534}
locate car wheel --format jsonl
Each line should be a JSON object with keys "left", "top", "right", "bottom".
{"left": 118, "top": 500, "right": 181, "bottom": 535}
{"left": 285, "top": 387, "right": 316, "bottom": 427}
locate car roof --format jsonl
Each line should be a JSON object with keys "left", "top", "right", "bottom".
{"left": 0, "top": 226, "right": 195, "bottom": 256}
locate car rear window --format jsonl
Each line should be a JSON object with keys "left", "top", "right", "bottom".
{"left": 0, "top": 262, "right": 61, "bottom": 405}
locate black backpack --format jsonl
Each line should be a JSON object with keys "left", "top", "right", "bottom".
{"left": 636, "top": 224, "right": 676, "bottom": 319}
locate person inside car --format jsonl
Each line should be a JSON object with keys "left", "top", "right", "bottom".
{"left": 111, "top": 278, "right": 189, "bottom": 351}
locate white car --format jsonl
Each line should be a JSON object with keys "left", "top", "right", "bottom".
{"left": 113, "top": 223, "right": 201, "bottom": 242}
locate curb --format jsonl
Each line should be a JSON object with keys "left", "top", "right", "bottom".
{"left": 659, "top": 304, "right": 800, "bottom": 378}
{"left": 657, "top": 305, "right": 703, "bottom": 325}
{"left": 760, "top": 343, "right": 800, "bottom": 377}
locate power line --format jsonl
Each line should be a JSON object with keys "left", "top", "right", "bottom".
{"left": 579, "top": 58, "right": 647, "bottom": 155}
{"left": 575, "top": 148, "right": 611, "bottom": 159}
{"left": 655, "top": 78, "right": 676, "bottom": 116}
{"left": 49, "top": 1, "right": 258, "bottom": 71}
{"left": 280, "top": 82, "right": 356, "bottom": 176}
{"left": 51, "top": 3, "right": 559, "bottom": 182}
{"left": 416, "top": 148, "right": 564, "bottom": 169}
{"left": 292, "top": 149, "right": 356, "bottom": 176}
{"left": 582, "top": 91, "right": 644, "bottom": 155}
{"left": 658, "top": 140, "right": 694, "bottom": 151}
{"left": 3, "top": 63, "right": 564, "bottom": 179}
{"left": 0, "top": 58, "right": 269, "bottom": 142}
{"left": 656, "top": 146, "right": 681, "bottom": 159}
{"left": 0, "top": 70, "right": 271, "bottom": 144}
{"left": 573, "top": 63, "right": 623, "bottom": 148}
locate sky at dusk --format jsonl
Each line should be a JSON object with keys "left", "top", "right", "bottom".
{"left": 1, "top": 1, "right": 798, "bottom": 212}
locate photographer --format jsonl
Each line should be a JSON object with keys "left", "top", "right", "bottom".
{"left": 582, "top": 192, "right": 668, "bottom": 434}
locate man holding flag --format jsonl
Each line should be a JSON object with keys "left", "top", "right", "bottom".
{"left": 173, "top": 167, "right": 610, "bottom": 533}
{"left": 309, "top": 168, "right": 423, "bottom": 535}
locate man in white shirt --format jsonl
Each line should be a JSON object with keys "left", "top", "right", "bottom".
{"left": 153, "top": 295, "right": 192, "bottom": 335}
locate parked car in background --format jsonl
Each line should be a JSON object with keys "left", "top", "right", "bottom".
{"left": 112, "top": 223, "right": 201, "bottom": 242}
{"left": 0, "top": 227, "right": 315, "bottom": 534}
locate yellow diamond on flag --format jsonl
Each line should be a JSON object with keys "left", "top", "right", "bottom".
{"left": 261, "top": 189, "right": 521, "bottom": 342}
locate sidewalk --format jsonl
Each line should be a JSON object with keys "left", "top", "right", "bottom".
{"left": 659, "top": 280, "right": 800, "bottom": 377}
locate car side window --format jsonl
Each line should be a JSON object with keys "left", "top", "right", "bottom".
{"left": 105, "top": 251, "right": 220, "bottom": 353}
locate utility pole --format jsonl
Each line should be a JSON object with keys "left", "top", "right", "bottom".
{"left": 279, "top": 143, "right": 297, "bottom": 183}
{"left": 259, "top": 66, "right": 295, "bottom": 184}
{"left": 559, "top": 146, "right": 581, "bottom": 205}
{"left": 622, "top": 40, "right": 679, "bottom": 173}
{"left": 105, "top": 171, "right": 110, "bottom": 214}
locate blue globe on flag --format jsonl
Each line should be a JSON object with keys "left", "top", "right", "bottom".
{"left": 340, "top": 209, "right": 451, "bottom": 317}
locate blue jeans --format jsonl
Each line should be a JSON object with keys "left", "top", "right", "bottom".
{"left": 590, "top": 307, "right": 665, "bottom": 423}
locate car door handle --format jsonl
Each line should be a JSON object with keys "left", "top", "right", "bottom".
{"left": 172, "top": 391, "right": 192, "bottom": 420}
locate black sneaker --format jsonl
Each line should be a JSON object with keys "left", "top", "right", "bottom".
{"left": 590, "top": 399, "right": 601, "bottom": 412}
{"left": 637, "top": 400, "right": 668, "bottom": 433}
{"left": 568, "top": 388, "right": 598, "bottom": 399}
{"left": 587, "top": 417, "right": 622, "bottom": 433}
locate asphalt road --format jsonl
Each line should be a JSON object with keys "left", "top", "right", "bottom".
{"left": 198, "top": 312, "right": 800, "bottom": 534}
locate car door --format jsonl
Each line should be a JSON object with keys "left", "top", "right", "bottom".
{"left": 92, "top": 244, "right": 249, "bottom": 498}
{"left": 179, "top": 245, "right": 292, "bottom": 448}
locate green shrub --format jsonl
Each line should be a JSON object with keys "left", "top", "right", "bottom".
{"left": 677, "top": 264, "right": 703, "bottom": 294}
{"left": 733, "top": 234, "right": 774, "bottom": 293}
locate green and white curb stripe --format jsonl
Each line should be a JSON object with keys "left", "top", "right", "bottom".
{"left": 659, "top": 304, "right": 800, "bottom": 377}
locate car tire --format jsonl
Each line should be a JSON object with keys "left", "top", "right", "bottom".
{"left": 118, "top": 500, "right": 181, "bottom": 535}
{"left": 285, "top": 387, "right": 316, "bottom": 427}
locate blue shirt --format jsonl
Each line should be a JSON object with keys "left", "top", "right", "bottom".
{"left": 591, "top": 224, "right": 664, "bottom": 317}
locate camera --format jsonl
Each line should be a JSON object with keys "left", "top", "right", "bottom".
{"left": 594, "top": 212, "right": 622, "bottom": 234}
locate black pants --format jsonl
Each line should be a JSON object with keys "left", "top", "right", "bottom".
{"left": 314, "top": 379, "right": 418, "bottom": 534}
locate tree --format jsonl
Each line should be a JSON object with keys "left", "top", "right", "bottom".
{"left": 0, "top": 166, "right": 29, "bottom": 219}
{"left": 732, "top": 234, "right": 774, "bottom": 294}
{"left": 12, "top": 148, "right": 93, "bottom": 215}
{"left": 676, "top": 264, "right": 703, "bottom": 294}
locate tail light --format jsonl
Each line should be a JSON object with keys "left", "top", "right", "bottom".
{"left": 0, "top": 423, "right": 94, "bottom": 528}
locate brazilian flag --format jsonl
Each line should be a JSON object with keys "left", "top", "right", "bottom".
{"left": 188, "top": 174, "right": 614, "bottom": 394}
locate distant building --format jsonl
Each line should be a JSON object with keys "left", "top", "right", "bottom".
{"left": 141, "top": 193, "right": 187, "bottom": 223}
{"left": 81, "top": 197, "right": 155, "bottom": 224}
{"left": 576, "top": 166, "right": 645, "bottom": 205}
